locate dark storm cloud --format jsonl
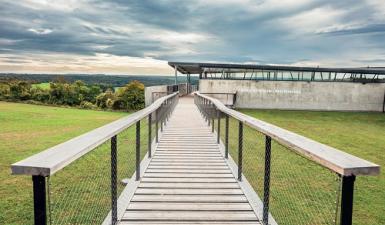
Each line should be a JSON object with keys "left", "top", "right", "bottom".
{"left": 0, "top": 0, "right": 384, "bottom": 66}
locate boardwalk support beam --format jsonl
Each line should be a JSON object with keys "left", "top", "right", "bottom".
{"left": 263, "top": 135, "right": 272, "bottom": 225}
{"left": 217, "top": 110, "right": 221, "bottom": 144}
{"left": 211, "top": 107, "right": 215, "bottom": 133}
{"left": 340, "top": 175, "right": 356, "bottom": 225}
{"left": 225, "top": 114, "right": 229, "bottom": 159}
{"left": 32, "top": 175, "right": 47, "bottom": 225}
{"left": 136, "top": 121, "right": 141, "bottom": 181}
{"left": 148, "top": 113, "right": 152, "bottom": 158}
{"left": 238, "top": 121, "right": 243, "bottom": 181}
{"left": 111, "top": 135, "right": 117, "bottom": 225}
{"left": 155, "top": 110, "right": 159, "bottom": 143}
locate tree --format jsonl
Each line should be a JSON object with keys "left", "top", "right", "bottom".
{"left": 0, "top": 83, "right": 10, "bottom": 100}
{"left": 9, "top": 81, "right": 31, "bottom": 100}
{"left": 30, "top": 86, "right": 50, "bottom": 102}
{"left": 115, "top": 80, "right": 145, "bottom": 110}
{"left": 96, "top": 89, "right": 116, "bottom": 109}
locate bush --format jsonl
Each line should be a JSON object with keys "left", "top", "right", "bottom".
{"left": 80, "top": 101, "right": 96, "bottom": 109}
{"left": 115, "top": 80, "right": 145, "bottom": 110}
{"left": 96, "top": 89, "right": 115, "bottom": 109}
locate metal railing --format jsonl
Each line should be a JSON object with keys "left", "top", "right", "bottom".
{"left": 194, "top": 92, "right": 380, "bottom": 225}
{"left": 199, "top": 92, "right": 236, "bottom": 107}
{"left": 11, "top": 92, "right": 179, "bottom": 225}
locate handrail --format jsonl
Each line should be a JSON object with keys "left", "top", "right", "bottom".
{"left": 196, "top": 92, "right": 380, "bottom": 176}
{"left": 11, "top": 92, "right": 179, "bottom": 176}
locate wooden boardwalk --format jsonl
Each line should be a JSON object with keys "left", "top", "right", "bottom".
{"left": 120, "top": 96, "right": 261, "bottom": 224}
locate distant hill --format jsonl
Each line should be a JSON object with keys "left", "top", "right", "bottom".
{"left": 0, "top": 73, "right": 199, "bottom": 87}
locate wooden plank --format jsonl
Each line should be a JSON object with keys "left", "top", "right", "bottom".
{"left": 138, "top": 182, "right": 240, "bottom": 189}
{"left": 130, "top": 195, "right": 248, "bottom": 202}
{"left": 149, "top": 163, "right": 227, "bottom": 167}
{"left": 135, "top": 188, "right": 243, "bottom": 195}
{"left": 155, "top": 153, "right": 222, "bottom": 156}
{"left": 149, "top": 161, "right": 226, "bottom": 165}
{"left": 143, "top": 173, "right": 234, "bottom": 178}
{"left": 122, "top": 211, "right": 258, "bottom": 221}
{"left": 141, "top": 177, "right": 236, "bottom": 183}
{"left": 120, "top": 221, "right": 261, "bottom": 224}
{"left": 153, "top": 155, "right": 223, "bottom": 158}
{"left": 155, "top": 150, "right": 219, "bottom": 153}
{"left": 150, "top": 159, "right": 224, "bottom": 162}
{"left": 145, "top": 169, "right": 230, "bottom": 174}
{"left": 126, "top": 202, "right": 252, "bottom": 211}
{"left": 147, "top": 166, "right": 229, "bottom": 170}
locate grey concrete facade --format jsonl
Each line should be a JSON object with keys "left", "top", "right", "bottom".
{"left": 199, "top": 79, "right": 385, "bottom": 111}
{"left": 145, "top": 85, "right": 168, "bottom": 106}
{"left": 145, "top": 83, "right": 191, "bottom": 106}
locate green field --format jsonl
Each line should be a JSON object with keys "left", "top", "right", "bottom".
{"left": 0, "top": 101, "right": 129, "bottom": 224}
{"left": 234, "top": 109, "right": 385, "bottom": 225}
{"left": 31, "top": 82, "right": 50, "bottom": 89}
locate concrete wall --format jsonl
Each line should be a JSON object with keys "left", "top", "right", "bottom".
{"left": 144, "top": 83, "right": 192, "bottom": 106}
{"left": 145, "top": 85, "right": 168, "bottom": 106}
{"left": 199, "top": 79, "right": 385, "bottom": 111}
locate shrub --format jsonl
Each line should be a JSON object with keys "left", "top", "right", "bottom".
{"left": 115, "top": 80, "right": 145, "bottom": 110}
{"left": 80, "top": 101, "right": 96, "bottom": 109}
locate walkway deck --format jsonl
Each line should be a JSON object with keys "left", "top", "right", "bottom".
{"left": 120, "top": 96, "right": 261, "bottom": 224}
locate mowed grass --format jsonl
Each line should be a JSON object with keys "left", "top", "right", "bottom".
{"left": 0, "top": 101, "right": 128, "bottom": 224}
{"left": 236, "top": 109, "right": 385, "bottom": 225}
{"left": 31, "top": 82, "right": 50, "bottom": 89}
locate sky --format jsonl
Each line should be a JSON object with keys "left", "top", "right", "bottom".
{"left": 0, "top": 0, "right": 385, "bottom": 75}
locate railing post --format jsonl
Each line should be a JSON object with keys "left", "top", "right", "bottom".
{"left": 225, "top": 114, "right": 229, "bottom": 159}
{"left": 32, "top": 175, "right": 47, "bottom": 225}
{"left": 340, "top": 175, "right": 356, "bottom": 225}
{"left": 160, "top": 107, "right": 164, "bottom": 132}
{"left": 217, "top": 110, "right": 221, "bottom": 143}
{"left": 155, "top": 109, "right": 159, "bottom": 143}
{"left": 148, "top": 113, "right": 152, "bottom": 158}
{"left": 263, "top": 135, "right": 271, "bottom": 225}
{"left": 211, "top": 107, "right": 215, "bottom": 133}
{"left": 238, "top": 121, "right": 243, "bottom": 181}
{"left": 110, "top": 135, "right": 117, "bottom": 225}
{"left": 136, "top": 121, "right": 140, "bottom": 181}
{"left": 207, "top": 102, "right": 211, "bottom": 126}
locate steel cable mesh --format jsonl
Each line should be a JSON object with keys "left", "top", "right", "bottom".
{"left": 219, "top": 114, "right": 226, "bottom": 143}
{"left": 227, "top": 117, "right": 241, "bottom": 165}
{"left": 140, "top": 117, "right": 149, "bottom": 162}
{"left": 242, "top": 124, "right": 266, "bottom": 197}
{"left": 116, "top": 125, "right": 136, "bottom": 195}
{"left": 48, "top": 121, "right": 146, "bottom": 225}
{"left": 212, "top": 110, "right": 341, "bottom": 225}
{"left": 48, "top": 140, "right": 111, "bottom": 225}
{"left": 269, "top": 140, "right": 341, "bottom": 225}
{"left": 150, "top": 112, "right": 157, "bottom": 148}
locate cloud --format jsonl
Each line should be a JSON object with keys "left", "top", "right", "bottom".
{"left": 0, "top": 0, "right": 384, "bottom": 74}
{"left": 28, "top": 28, "right": 53, "bottom": 35}
{"left": 316, "top": 24, "right": 385, "bottom": 35}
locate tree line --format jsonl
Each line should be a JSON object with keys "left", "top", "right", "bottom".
{"left": 0, "top": 79, "right": 145, "bottom": 111}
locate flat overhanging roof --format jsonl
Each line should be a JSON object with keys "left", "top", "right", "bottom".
{"left": 168, "top": 61, "right": 385, "bottom": 75}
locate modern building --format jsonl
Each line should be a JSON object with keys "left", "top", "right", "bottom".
{"left": 168, "top": 62, "right": 385, "bottom": 112}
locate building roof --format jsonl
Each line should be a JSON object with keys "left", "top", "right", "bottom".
{"left": 168, "top": 61, "right": 385, "bottom": 75}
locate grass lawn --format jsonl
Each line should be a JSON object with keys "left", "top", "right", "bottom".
{"left": 236, "top": 109, "right": 385, "bottom": 225}
{"left": 0, "top": 101, "right": 129, "bottom": 224}
{"left": 31, "top": 82, "right": 50, "bottom": 89}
